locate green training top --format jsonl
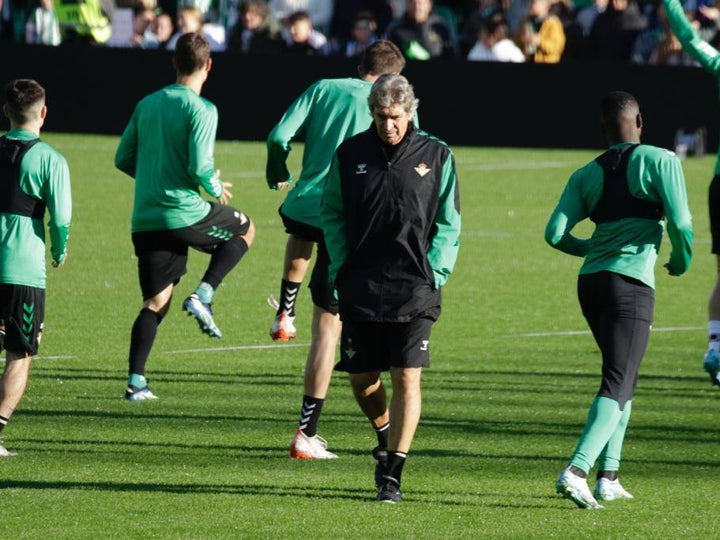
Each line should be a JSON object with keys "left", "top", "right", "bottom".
{"left": 115, "top": 84, "right": 223, "bottom": 232}
{"left": 545, "top": 142, "right": 693, "bottom": 288}
{"left": 0, "top": 128, "right": 72, "bottom": 288}
{"left": 266, "top": 78, "right": 378, "bottom": 230}
{"left": 664, "top": 0, "right": 720, "bottom": 174}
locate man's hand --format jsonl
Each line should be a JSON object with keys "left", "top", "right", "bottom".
{"left": 275, "top": 181, "right": 292, "bottom": 191}
{"left": 219, "top": 181, "right": 233, "bottom": 205}
{"left": 664, "top": 262, "right": 680, "bottom": 276}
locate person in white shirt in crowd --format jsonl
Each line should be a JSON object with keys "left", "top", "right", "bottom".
{"left": 467, "top": 12, "right": 525, "bottom": 62}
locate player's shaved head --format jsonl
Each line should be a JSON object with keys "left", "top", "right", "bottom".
{"left": 3, "top": 79, "right": 45, "bottom": 125}
{"left": 600, "top": 91, "right": 642, "bottom": 145}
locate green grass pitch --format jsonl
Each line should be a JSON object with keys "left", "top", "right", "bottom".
{"left": 1, "top": 134, "right": 718, "bottom": 538}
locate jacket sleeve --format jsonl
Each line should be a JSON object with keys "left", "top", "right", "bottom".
{"left": 663, "top": 0, "right": 720, "bottom": 72}
{"left": 544, "top": 167, "right": 593, "bottom": 257}
{"left": 321, "top": 152, "right": 349, "bottom": 283}
{"left": 265, "top": 83, "right": 316, "bottom": 189}
{"left": 427, "top": 152, "right": 461, "bottom": 288}
{"left": 45, "top": 152, "right": 72, "bottom": 264}
{"left": 656, "top": 151, "right": 694, "bottom": 275}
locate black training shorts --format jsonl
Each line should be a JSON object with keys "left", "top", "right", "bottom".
{"left": 334, "top": 316, "right": 435, "bottom": 373}
{"left": 0, "top": 284, "right": 45, "bottom": 355}
{"left": 709, "top": 174, "right": 720, "bottom": 254}
{"left": 278, "top": 209, "right": 338, "bottom": 314}
{"left": 132, "top": 203, "right": 250, "bottom": 300}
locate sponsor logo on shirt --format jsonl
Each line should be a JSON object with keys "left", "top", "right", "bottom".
{"left": 355, "top": 163, "right": 367, "bottom": 175}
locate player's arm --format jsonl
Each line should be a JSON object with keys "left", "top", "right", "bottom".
{"left": 656, "top": 151, "right": 694, "bottom": 276}
{"left": 265, "top": 83, "right": 317, "bottom": 189}
{"left": 114, "top": 112, "right": 138, "bottom": 178}
{"left": 427, "top": 151, "right": 461, "bottom": 289}
{"left": 321, "top": 152, "right": 349, "bottom": 284}
{"left": 189, "top": 104, "right": 224, "bottom": 199}
{"left": 544, "top": 168, "right": 593, "bottom": 257}
{"left": 663, "top": 0, "right": 720, "bottom": 72}
{"left": 45, "top": 153, "right": 72, "bottom": 267}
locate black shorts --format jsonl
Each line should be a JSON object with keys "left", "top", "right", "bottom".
{"left": 132, "top": 203, "right": 250, "bottom": 300}
{"left": 0, "top": 284, "right": 45, "bottom": 355}
{"left": 577, "top": 271, "right": 654, "bottom": 409}
{"left": 334, "top": 316, "right": 435, "bottom": 373}
{"left": 709, "top": 174, "right": 720, "bottom": 254}
{"left": 279, "top": 209, "right": 338, "bottom": 314}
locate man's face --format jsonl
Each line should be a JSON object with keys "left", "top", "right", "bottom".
{"left": 372, "top": 103, "right": 412, "bottom": 146}
{"left": 407, "top": 0, "right": 432, "bottom": 22}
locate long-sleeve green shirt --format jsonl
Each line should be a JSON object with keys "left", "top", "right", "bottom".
{"left": 545, "top": 142, "right": 693, "bottom": 288}
{"left": 0, "top": 128, "right": 72, "bottom": 288}
{"left": 664, "top": 0, "right": 720, "bottom": 175}
{"left": 115, "top": 84, "right": 222, "bottom": 232}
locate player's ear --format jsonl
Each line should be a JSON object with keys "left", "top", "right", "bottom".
{"left": 40, "top": 105, "right": 47, "bottom": 120}
{"left": 206, "top": 57, "right": 213, "bottom": 73}
{"left": 636, "top": 113, "right": 642, "bottom": 129}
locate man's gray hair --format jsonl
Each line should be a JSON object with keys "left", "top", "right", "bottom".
{"left": 368, "top": 74, "right": 419, "bottom": 115}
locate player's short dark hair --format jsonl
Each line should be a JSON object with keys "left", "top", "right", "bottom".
{"left": 600, "top": 91, "right": 639, "bottom": 122}
{"left": 3, "top": 79, "right": 45, "bottom": 124}
{"left": 174, "top": 32, "right": 211, "bottom": 75}
{"left": 360, "top": 40, "right": 406, "bottom": 76}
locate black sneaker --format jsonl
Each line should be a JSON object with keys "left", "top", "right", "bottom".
{"left": 372, "top": 446, "right": 387, "bottom": 489}
{"left": 377, "top": 478, "right": 403, "bottom": 503}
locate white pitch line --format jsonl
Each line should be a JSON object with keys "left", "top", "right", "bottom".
{"left": 517, "top": 326, "right": 704, "bottom": 338}
{"left": 165, "top": 342, "right": 310, "bottom": 354}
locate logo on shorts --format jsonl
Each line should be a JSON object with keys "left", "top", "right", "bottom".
{"left": 420, "top": 340, "right": 429, "bottom": 351}
{"left": 355, "top": 163, "right": 367, "bottom": 175}
{"left": 345, "top": 337, "right": 356, "bottom": 359}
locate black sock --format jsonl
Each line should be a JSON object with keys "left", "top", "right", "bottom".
{"left": 298, "top": 395, "right": 324, "bottom": 437}
{"left": 597, "top": 470, "right": 618, "bottom": 481}
{"left": 569, "top": 465, "right": 587, "bottom": 478}
{"left": 203, "top": 236, "right": 249, "bottom": 290}
{"left": 0, "top": 415, "right": 8, "bottom": 433}
{"left": 375, "top": 422, "right": 389, "bottom": 449}
{"left": 278, "top": 279, "right": 301, "bottom": 316}
{"left": 128, "top": 308, "right": 162, "bottom": 376}
{"left": 384, "top": 451, "right": 407, "bottom": 486}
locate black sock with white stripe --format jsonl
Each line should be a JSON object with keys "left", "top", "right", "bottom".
{"left": 278, "top": 280, "right": 301, "bottom": 317}
{"left": 298, "top": 395, "right": 324, "bottom": 437}
{"left": 0, "top": 415, "right": 8, "bottom": 433}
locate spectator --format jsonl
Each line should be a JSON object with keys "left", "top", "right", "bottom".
{"left": 514, "top": 0, "right": 566, "bottom": 62}
{"left": 282, "top": 9, "right": 330, "bottom": 55}
{"left": 25, "top": 0, "right": 62, "bottom": 46}
{"left": 341, "top": 10, "right": 379, "bottom": 57}
{"left": 270, "top": 0, "right": 333, "bottom": 34}
{"left": 576, "top": 0, "right": 608, "bottom": 37}
{"left": 152, "top": 11, "right": 175, "bottom": 47}
{"left": 131, "top": 6, "right": 158, "bottom": 47}
{"left": 385, "top": 0, "right": 459, "bottom": 59}
{"left": 328, "top": 0, "right": 393, "bottom": 47}
{"left": 459, "top": 0, "right": 504, "bottom": 56}
{"left": 635, "top": 3, "right": 697, "bottom": 65}
{"left": 227, "top": 0, "right": 284, "bottom": 54}
{"left": 55, "top": 0, "right": 112, "bottom": 45}
{"left": 166, "top": 5, "right": 225, "bottom": 50}
{"left": 467, "top": 11, "right": 526, "bottom": 61}
{"left": 587, "top": 0, "right": 647, "bottom": 62}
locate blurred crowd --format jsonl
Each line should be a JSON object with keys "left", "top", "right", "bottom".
{"left": 0, "top": 0, "right": 715, "bottom": 65}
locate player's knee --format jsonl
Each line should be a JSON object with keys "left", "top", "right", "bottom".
{"left": 241, "top": 218, "right": 256, "bottom": 248}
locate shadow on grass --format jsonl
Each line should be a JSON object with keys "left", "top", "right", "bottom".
{"left": 0, "top": 478, "right": 560, "bottom": 508}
